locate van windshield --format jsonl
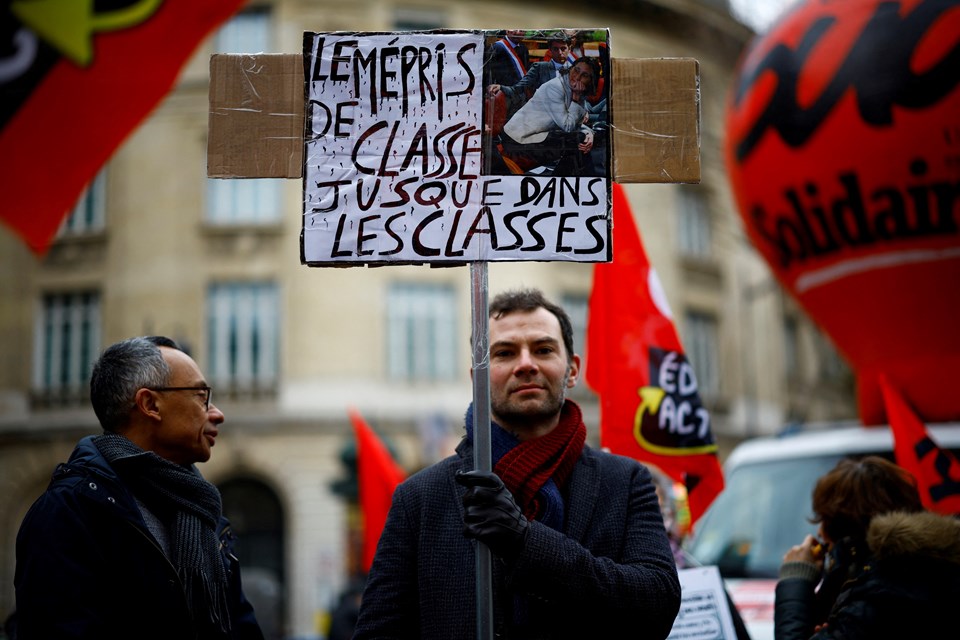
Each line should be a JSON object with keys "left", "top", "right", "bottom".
{"left": 685, "top": 454, "right": 844, "bottom": 578}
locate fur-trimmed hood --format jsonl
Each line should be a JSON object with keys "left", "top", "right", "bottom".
{"left": 867, "top": 511, "right": 960, "bottom": 564}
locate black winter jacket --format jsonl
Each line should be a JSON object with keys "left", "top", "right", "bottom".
{"left": 775, "top": 511, "right": 960, "bottom": 640}
{"left": 354, "top": 436, "right": 681, "bottom": 640}
{"left": 14, "top": 436, "right": 264, "bottom": 640}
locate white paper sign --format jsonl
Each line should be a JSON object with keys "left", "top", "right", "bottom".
{"left": 668, "top": 566, "right": 739, "bottom": 640}
{"left": 301, "top": 30, "right": 611, "bottom": 266}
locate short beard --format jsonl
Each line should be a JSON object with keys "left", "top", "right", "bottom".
{"left": 491, "top": 365, "right": 570, "bottom": 428}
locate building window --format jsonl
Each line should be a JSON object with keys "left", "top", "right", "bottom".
{"left": 561, "top": 293, "right": 589, "bottom": 359}
{"left": 59, "top": 171, "right": 106, "bottom": 236}
{"left": 683, "top": 310, "right": 719, "bottom": 398}
{"left": 392, "top": 7, "right": 447, "bottom": 30}
{"left": 677, "top": 187, "right": 712, "bottom": 258}
{"left": 387, "top": 283, "right": 457, "bottom": 381}
{"left": 207, "top": 282, "right": 279, "bottom": 392}
{"left": 206, "top": 178, "right": 282, "bottom": 225}
{"left": 561, "top": 292, "right": 594, "bottom": 399}
{"left": 33, "top": 291, "right": 101, "bottom": 402}
{"left": 214, "top": 7, "right": 272, "bottom": 53}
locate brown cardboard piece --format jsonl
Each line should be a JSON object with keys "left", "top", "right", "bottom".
{"left": 611, "top": 57, "right": 700, "bottom": 183}
{"left": 207, "top": 54, "right": 304, "bottom": 179}
{"left": 207, "top": 54, "right": 699, "bottom": 184}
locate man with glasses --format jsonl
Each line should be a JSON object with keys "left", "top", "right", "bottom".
{"left": 14, "top": 336, "right": 264, "bottom": 640}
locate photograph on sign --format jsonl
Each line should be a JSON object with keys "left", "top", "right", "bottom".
{"left": 301, "top": 29, "right": 612, "bottom": 266}
{"left": 482, "top": 29, "right": 609, "bottom": 179}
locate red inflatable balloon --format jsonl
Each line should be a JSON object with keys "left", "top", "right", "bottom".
{"left": 726, "top": 0, "right": 960, "bottom": 425}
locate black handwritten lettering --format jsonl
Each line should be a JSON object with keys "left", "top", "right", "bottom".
{"left": 380, "top": 177, "right": 417, "bottom": 208}
{"left": 461, "top": 207, "right": 498, "bottom": 252}
{"left": 445, "top": 209, "right": 465, "bottom": 257}
{"left": 353, "top": 49, "right": 377, "bottom": 115}
{"left": 522, "top": 212, "right": 556, "bottom": 252}
{"left": 332, "top": 214, "right": 352, "bottom": 257}
{"left": 381, "top": 212, "right": 406, "bottom": 256}
{"left": 733, "top": 0, "right": 960, "bottom": 162}
{"left": 379, "top": 46, "right": 400, "bottom": 100}
{"left": 334, "top": 101, "right": 358, "bottom": 137}
{"left": 314, "top": 180, "right": 351, "bottom": 212}
{"left": 412, "top": 211, "right": 442, "bottom": 256}
{"left": 330, "top": 40, "right": 357, "bottom": 82}
{"left": 356, "top": 179, "right": 380, "bottom": 211}
{"left": 414, "top": 182, "right": 446, "bottom": 208}
{"left": 307, "top": 100, "right": 332, "bottom": 138}
{"left": 310, "top": 37, "right": 328, "bottom": 81}
{"left": 401, "top": 124, "right": 430, "bottom": 174}
{"left": 356, "top": 215, "right": 380, "bottom": 255}
{"left": 482, "top": 179, "right": 504, "bottom": 205}
{"left": 500, "top": 211, "right": 528, "bottom": 250}
{"left": 750, "top": 163, "right": 960, "bottom": 269}
{"left": 448, "top": 43, "right": 478, "bottom": 97}
{"left": 556, "top": 212, "right": 578, "bottom": 253}
{"left": 576, "top": 214, "right": 608, "bottom": 254}
{"left": 352, "top": 121, "right": 389, "bottom": 176}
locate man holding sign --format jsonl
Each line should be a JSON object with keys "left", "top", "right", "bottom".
{"left": 354, "top": 289, "right": 680, "bottom": 639}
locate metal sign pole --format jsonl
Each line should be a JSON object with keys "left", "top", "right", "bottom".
{"left": 469, "top": 260, "right": 494, "bottom": 640}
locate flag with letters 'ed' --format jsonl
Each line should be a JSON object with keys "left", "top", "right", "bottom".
{"left": 0, "top": 0, "right": 245, "bottom": 254}
{"left": 586, "top": 184, "right": 723, "bottom": 525}
{"left": 881, "top": 376, "right": 960, "bottom": 515}
{"left": 348, "top": 408, "right": 407, "bottom": 572}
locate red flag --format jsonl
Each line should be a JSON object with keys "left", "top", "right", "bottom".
{"left": 880, "top": 376, "right": 960, "bottom": 515}
{"left": 586, "top": 184, "right": 723, "bottom": 525}
{"left": 348, "top": 407, "right": 406, "bottom": 572}
{"left": 1, "top": 0, "right": 245, "bottom": 254}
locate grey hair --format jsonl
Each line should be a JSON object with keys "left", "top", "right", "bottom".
{"left": 90, "top": 336, "right": 179, "bottom": 432}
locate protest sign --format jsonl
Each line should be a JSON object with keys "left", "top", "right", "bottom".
{"left": 669, "top": 566, "right": 739, "bottom": 640}
{"left": 301, "top": 29, "right": 612, "bottom": 266}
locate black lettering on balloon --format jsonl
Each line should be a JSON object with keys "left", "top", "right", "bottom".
{"left": 733, "top": 0, "right": 960, "bottom": 163}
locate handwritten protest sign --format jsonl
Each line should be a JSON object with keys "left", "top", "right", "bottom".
{"left": 668, "top": 566, "right": 739, "bottom": 640}
{"left": 301, "top": 29, "right": 612, "bottom": 266}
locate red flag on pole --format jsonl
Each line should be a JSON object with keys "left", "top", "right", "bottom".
{"left": 0, "top": 0, "right": 245, "bottom": 254}
{"left": 586, "top": 184, "right": 724, "bottom": 525}
{"left": 880, "top": 376, "right": 960, "bottom": 515}
{"left": 348, "top": 407, "right": 406, "bottom": 573}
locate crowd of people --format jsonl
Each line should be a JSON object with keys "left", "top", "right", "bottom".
{"left": 9, "top": 288, "right": 960, "bottom": 639}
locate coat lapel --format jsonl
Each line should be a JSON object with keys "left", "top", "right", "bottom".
{"left": 564, "top": 447, "right": 600, "bottom": 541}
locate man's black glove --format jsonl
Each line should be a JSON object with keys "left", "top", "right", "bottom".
{"left": 455, "top": 470, "right": 529, "bottom": 560}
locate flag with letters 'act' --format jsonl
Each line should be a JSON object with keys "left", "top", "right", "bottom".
{"left": 881, "top": 376, "right": 960, "bottom": 515}
{"left": 0, "top": 0, "right": 244, "bottom": 254}
{"left": 586, "top": 184, "right": 723, "bottom": 525}
{"left": 348, "top": 408, "right": 406, "bottom": 572}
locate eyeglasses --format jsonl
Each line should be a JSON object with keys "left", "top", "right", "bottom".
{"left": 147, "top": 386, "right": 213, "bottom": 410}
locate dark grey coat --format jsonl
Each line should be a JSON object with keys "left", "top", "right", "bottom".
{"left": 354, "top": 436, "right": 681, "bottom": 639}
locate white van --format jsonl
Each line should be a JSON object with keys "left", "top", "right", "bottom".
{"left": 684, "top": 423, "right": 960, "bottom": 640}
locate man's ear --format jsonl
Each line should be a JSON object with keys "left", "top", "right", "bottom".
{"left": 566, "top": 354, "right": 582, "bottom": 388}
{"left": 134, "top": 388, "right": 162, "bottom": 422}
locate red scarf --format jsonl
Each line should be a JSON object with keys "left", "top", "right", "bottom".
{"left": 494, "top": 400, "right": 586, "bottom": 521}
